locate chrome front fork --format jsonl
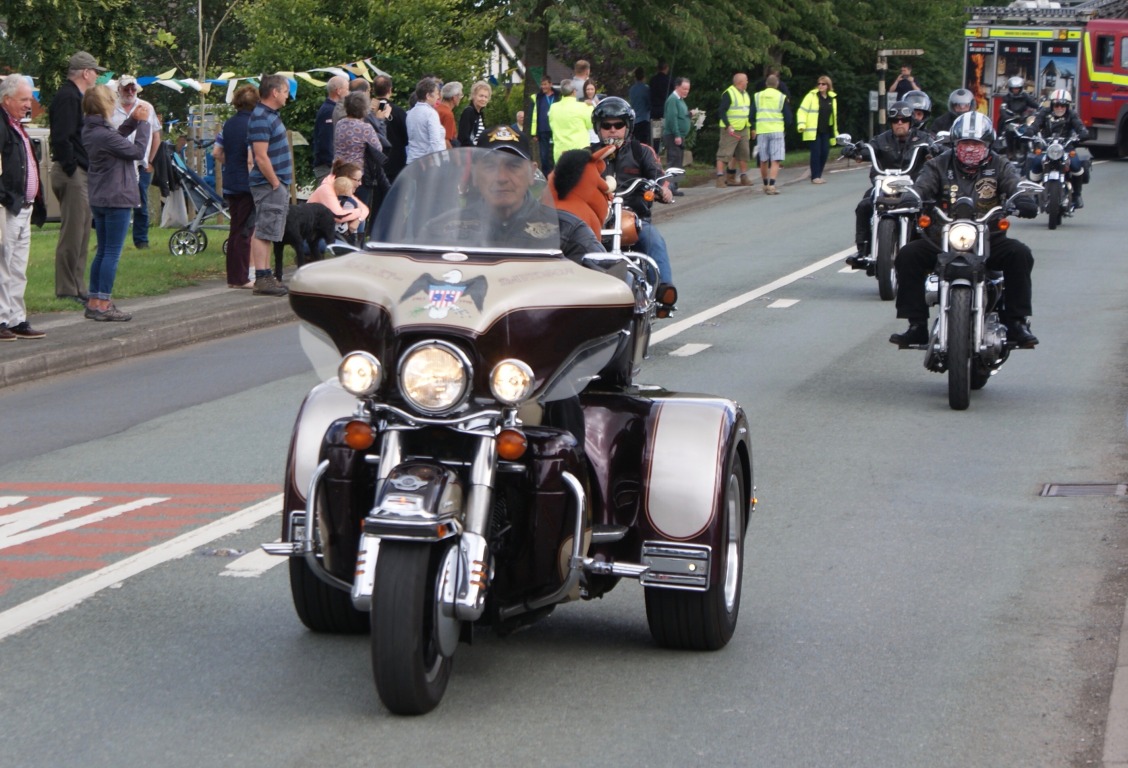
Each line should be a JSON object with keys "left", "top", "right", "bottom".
{"left": 936, "top": 280, "right": 986, "bottom": 353}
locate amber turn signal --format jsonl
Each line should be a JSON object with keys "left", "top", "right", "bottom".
{"left": 344, "top": 420, "right": 377, "bottom": 450}
{"left": 643, "top": 189, "right": 655, "bottom": 202}
{"left": 998, "top": 218, "right": 1010, "bottom": 231}
{"left": 496, "top": 429, "right": 527, "bottom": 460}
{"left": 918, "top": 214, "right": 931, "bottom": 229}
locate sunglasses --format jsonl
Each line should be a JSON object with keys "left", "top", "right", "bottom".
{"left": 600, "top": 121, "right": 626, "bottom": 130}
{"left": 890, "top": 117, "right": 911, "bottom": 124}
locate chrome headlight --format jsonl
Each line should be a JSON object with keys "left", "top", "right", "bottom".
{"left": 338, "top": 351, "right": 382, "bottom": 396}
{"left": 879, "top": 175, "right": 911, "bottom": 196}
{"left": 1046, "top": 143, "right": 1064, "bottom": 161}
{"left": 947, "top": 222, "right": 978, "bottom": 253}
{"left": 399, "top": 342, "right": 471, "bottom": 414}
{"left": 490, "top": 359, "right": 535, "bottom": 405}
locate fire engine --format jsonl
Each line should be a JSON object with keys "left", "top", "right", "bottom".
{"left": 964, "top": 0, "right": 1128, "bottom": 154}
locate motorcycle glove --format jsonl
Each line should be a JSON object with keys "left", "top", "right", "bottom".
{"left": 1015, "top": 197, "right": 1039, "bottom": 219}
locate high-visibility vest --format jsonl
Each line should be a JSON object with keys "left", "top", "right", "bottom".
{"left": 754, "top": 88, "right": 786, "bottom": 134}
{"left": 718, "top": 85, "right": 750, "bottom": 130}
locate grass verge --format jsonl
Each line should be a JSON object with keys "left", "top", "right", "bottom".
{"left": 25, "top": 224, "right": 229, "bottom": 315}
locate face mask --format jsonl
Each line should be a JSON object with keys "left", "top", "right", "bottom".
{"left": 955, "top": 141, "right": 988, "bottom": 168}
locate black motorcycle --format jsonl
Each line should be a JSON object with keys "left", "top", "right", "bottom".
{"left": 1025, "top": 133, "right": 1080, "bottom": 230}
{"left": 898, "top": 182, "right": 1041, "bottom": 410}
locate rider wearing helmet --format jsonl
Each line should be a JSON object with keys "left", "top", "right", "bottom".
{"left": 845, "top": 100, "right": 935, "bottom": 269}
{"left": 997, "top": 76, "right": 1040, "bottom": 158}
{"left": 889, "top": 111, "right": 1040, "bottom": 348}
{"left": 929, "top": 88, "right": 976, "bottom": 134}
{"left": 1024, "top": 89, "right": 1090, "bottom": 208}
{"left": 902, "top": 90, "right": 933, "bottom": 133}
{"left": 590, "top": 96, "right": 676, "bottom": 285}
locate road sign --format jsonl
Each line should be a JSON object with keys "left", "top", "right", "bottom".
{"left": 878, "top": 48, "right": 925, "bottom": 56}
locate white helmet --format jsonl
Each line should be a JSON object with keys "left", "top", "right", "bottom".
{"left": 1049, "top": 89, "right": 1072, "bottom": 107}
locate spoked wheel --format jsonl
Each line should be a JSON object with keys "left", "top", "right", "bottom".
{"left": 947, "top": 286, "right": 972, "bottom": 410}
{"left": 1046, "top": 179, "right": 1062, "bottom": 230}
{"left": 645, "top": 453, "right": 745, "bottom": 650}
{"left": 875, "top": 218, "right": 898, "bottom": 301}
{"left": 371, "top": 541, "right": 458, "bottom": 715}
{"left": 169, "top": 228, "right": 200, "bottom": 256}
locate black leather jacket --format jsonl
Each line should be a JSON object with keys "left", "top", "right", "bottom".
{"left": 866, "top": 128, "right": 933, "bottom": 181}
{"left": 1027, "top": 107, "right": 1089, "bottom": 142}
{"left": 910, "top": 150, "right": 1032, "bottom": 240}
{"left": 0, "top": 114, "right": 46, "bottom": 223}
{"left": 593, "top": 138, "right": 665, "bottom": 219}
{"left": 999, "top": 91, "right": 1040, "bottom": 121}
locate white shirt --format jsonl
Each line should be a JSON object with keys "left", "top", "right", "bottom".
{"left": 111, "top": 97, "right": 161, "bottom": 168}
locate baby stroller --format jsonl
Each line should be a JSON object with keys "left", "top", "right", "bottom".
{"left": 166, "top": 145, "right": 230, "bottom": 256}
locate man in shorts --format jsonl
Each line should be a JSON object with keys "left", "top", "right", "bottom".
{"left": 247, "top": 73, "right": 292, "bottom": 296}
{"left": 715, "top": 73, "right": 752, "bottom": 187}
{"left": 751, "top": 74, "right": 788, "bottom": 194}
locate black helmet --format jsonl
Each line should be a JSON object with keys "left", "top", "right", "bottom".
{"left": 888, "top": 100, "right": 913, "bottom": 122}
{"left": 592, "top": 97, "right": 635, "bottom": 145}
{"left": 948, "top": 88, "right": 975, "bottom": 113}
{"left": 950, "top": 112, "right": 995, "bottom": 173}
{"left": 1007, "top": 76, "right": 1024, "bottom": 93}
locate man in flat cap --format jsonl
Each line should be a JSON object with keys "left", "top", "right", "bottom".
{"left": 112, "top": 75, "right": 162, "bottom": 249}
{"left": 49, "top": 51, "right": 105, "bottom": 303}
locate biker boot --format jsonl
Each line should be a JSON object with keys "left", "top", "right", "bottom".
{"left": 845, "top": 244, "right": 869, "bottom": 270}
{"left": 1005, "top": 318, "right": 1039, "bottom": 347}
{"left": 889, "top": 321, "right": 929, "bottom": 347}
{"left": 715, "top": 174, "right": 726, "bottom": 188}
{"left": 1072, "top": 189, "right": 1084, "bottom": 209}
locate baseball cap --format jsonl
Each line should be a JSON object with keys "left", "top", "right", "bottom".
{"left": 119, "top": 74, "right": 142, "bottom": 92}
{"left": 480, "top": 125, "right": 530, "bottom": 160}
{"left": 69, "top": 51, "right": 107, "bottom": 72}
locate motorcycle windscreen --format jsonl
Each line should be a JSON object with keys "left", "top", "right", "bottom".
{"left": 370, "top": 148, "right": 561, "bottom": 254}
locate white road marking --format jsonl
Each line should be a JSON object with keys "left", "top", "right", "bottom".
{"left": 669, "top": 343, "right": 712, "bottom": 357}
{"left": 652, "top": 249, "right": 853, "bottom": 344}
{"left": 0, "top": 494, "right": 283, "bottom": 642}
{"left": 0, "top": 497, "right": 28, "bottom": 510}
{"left": 220, "top": 545, "right": 286, "bottom": 578}
{"left": 0, "top": 497, "right": 101, "bottom": 537}
{"left": 839, "top": 266, "right": 863, "bottom": 274}
{"left": 0, "top": 498, "right": 170, "bottom": 552}
{"left": 767, "top": 299, "right": 800, "bottom": 309}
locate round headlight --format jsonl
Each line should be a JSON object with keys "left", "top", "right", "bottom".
{"left": 947, "top": 222, "right": 978, "bottom": 252}
{"left": 1046, "top": 143, "right": 1064, "bottom": 161}
{"left": 338, "top": 352, "right": 381, "bottom": 396}
{"left": 490, "top": 359, "right": 535, "bottom": 405}
{"left": 399, "top": 342, "right": 470, "bottom": 413}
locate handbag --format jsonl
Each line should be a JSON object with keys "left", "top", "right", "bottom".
{"left": 161, "top": 187, "right": 190, "bottom": 229}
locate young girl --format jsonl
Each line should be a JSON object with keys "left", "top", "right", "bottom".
{"left": 307, "top": 159, "right": 370, "bottom": 243}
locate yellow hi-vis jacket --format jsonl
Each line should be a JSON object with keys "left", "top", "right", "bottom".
{"left": 718, "top": 85, "right": 751, "bottom": 130}
{"left": 797, "top": 88, "right": 839, "bottom": 145}
{"left": 754, "top": 88, "right": 786, "bottom": 134}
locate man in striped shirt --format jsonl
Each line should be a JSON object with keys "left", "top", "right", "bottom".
{"left": 248, "top": 74, "right": 292, "bottom": 296}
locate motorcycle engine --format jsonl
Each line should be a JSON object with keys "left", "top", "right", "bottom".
{"left": 981, "top": 312, "right": 1007, "bottom": 364}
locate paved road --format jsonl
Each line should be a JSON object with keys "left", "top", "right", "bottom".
{"left": 1, "top": 158, "right": 1127, "bottom": 767}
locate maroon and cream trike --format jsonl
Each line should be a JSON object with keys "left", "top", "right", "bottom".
{"left": 264, "top": 147, "right": 754, "bottom": 714}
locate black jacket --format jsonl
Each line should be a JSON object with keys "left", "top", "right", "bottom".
{"left": 1027, "top": 107, "right": 1089, "bottom": 142}
{"left": 910, "top": 150, "right": 1031, "bottom": 240}
{"left": 866, "top": 128, "right": 933, "bottom": 181}
{"left": 594, "top": 138, "right": 665, "bottom": 219}
{"left": 48, "top": 79, "right": 88, "bottom": 175}
{"left": 0, "top": 114, "right": 46, "bottom": 225}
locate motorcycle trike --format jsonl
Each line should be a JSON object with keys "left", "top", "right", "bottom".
{"left": 263, "top": 148, "right": 754, "bottom": 715}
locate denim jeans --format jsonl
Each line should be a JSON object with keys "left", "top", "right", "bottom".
{"left": 637, "top": 220, "right": 673, "bottom": 284}
{"left": 134, "top": 167, "right": 152, "bottom": 246}
{"left": 809, "top": 135, "right": 831, "bottom": 180}
{"left": 90, "top": 206, "right": 132, "bottom": 300}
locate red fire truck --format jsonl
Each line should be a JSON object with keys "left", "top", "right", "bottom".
{"left": 964, "top": 0, "right": 1128, "bottom": 154}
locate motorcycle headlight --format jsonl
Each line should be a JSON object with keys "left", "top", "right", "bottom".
{"left": 338, "top": 352, "right": 382, "bottom": 397}
{"left": 879, "top": 175, "right": 911, "bottom": 196}
{"left": 399, "top": 342, "right": 471, "bottom": 414}
{"left": 1046, "top": 143, "right": 1064, "bottom": 161}
{"left": 947, "top": 222, "right": 978, "bottom": 253}
{"left": 490, "top": 359, "right": 535, "bottom": 405}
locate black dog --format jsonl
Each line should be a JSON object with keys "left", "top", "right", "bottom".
{"left": 273, "top": 202, "right": 337, "bottom": 280}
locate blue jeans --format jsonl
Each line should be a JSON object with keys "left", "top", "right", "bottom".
{"left": 134, "top": 168, "right": 152, "bottom": 245}
{"left": 90, "top": 206, "right": 131, "bottom": 300}
{"left": 1028, "top": 154, "right": 1083, "bottom": 177}
{"left": 637, "top": 220, "right": 673, "bottom": 284}
{"left": 809, "top": 135, "right": 831, "bottom": 180}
